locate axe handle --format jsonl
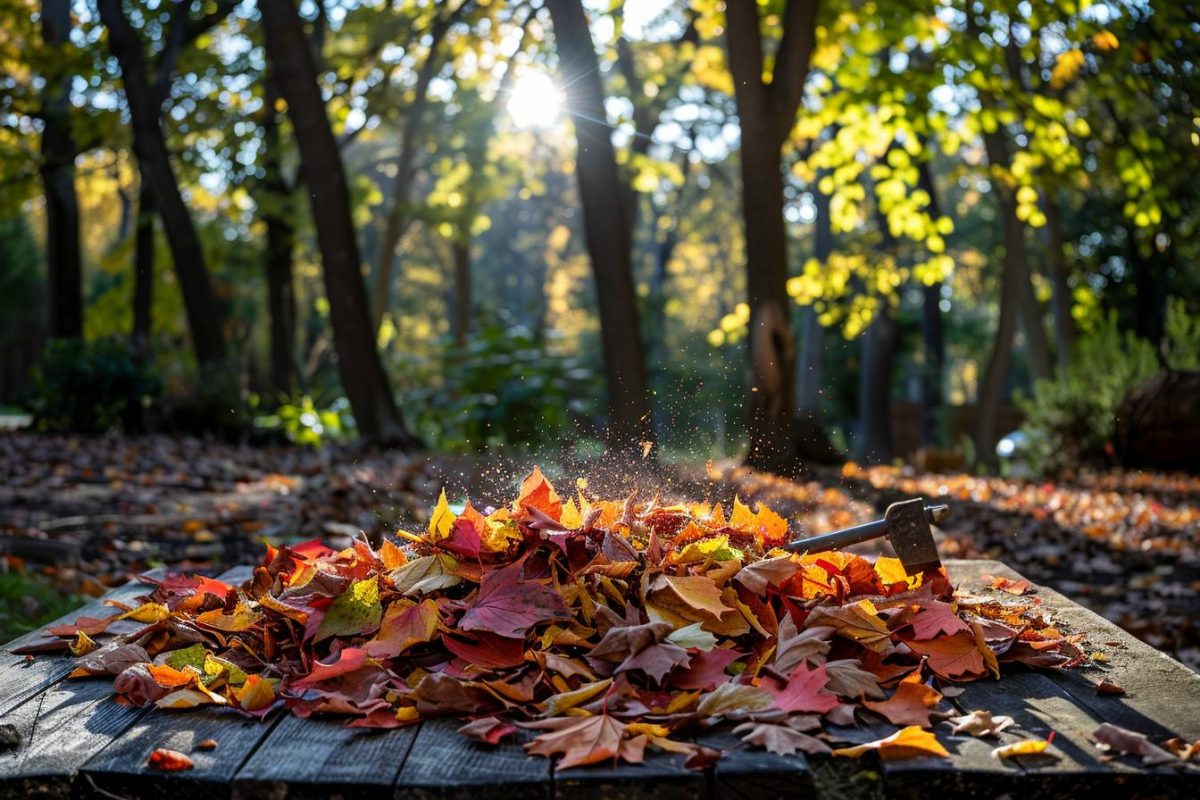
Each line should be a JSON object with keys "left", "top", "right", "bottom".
{"left": 785, "top": 518, "right": 888, "bottom": 553}
{"left": 784, "top": 505, "right": 948, "bottom": 554}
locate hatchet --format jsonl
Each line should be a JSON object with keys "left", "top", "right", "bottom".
{"left": 785, "top": 498, "right": 949, "bottom": 576}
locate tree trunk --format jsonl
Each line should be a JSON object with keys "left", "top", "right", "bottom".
{"left": 916, "top": 160, "right": 945, "bottom": 446}
{"left": 547, "top": 0, "right": 651, "bottom": 451}
{"left": 855, "top": 300, "right": 897, "bottom": 464}
{"left": 40, "top": 0, "right": 83, "bottom": 340}
{"left": 724, "top": 0, "right": 817, "bottom": 474}
{"left": 259, "top": 0, "right": 416, "bottom": 446}
{"left": 97, "top": 0, "right": 226, "bottom": 366}
{"left": 1042, "top": 191, "right": 1076, "bottom": 369}
{"left": 371, "top": 8, "right": 459, "bottom": 332}
{"left": 131, "top": 181, "right": 155, "bottom": 360}
{"left": 261, "top": 105, "right": 297, "bottom": 396}
{"left": 973, "top": 182, "right": 1023, "bottom": 468}
{"left": 452, "top": 239, "right": 470, "bottom": 347}
{"left": 1017, "top": 251, "right": 1053, "bottom": 381}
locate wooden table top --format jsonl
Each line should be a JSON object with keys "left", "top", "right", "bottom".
{"left": 1, "top": 559, "right": 1198, "bottom": 799}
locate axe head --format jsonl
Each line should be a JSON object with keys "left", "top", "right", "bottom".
{"left": 885, "top": 498, "right": 946, "bottom": 576}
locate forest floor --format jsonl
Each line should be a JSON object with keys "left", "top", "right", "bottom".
{"left": 1, "top": 431, "right": 1196, "bottom": 670}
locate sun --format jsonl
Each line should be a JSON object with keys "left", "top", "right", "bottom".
{"left": 506, "top": 71, "right": 563, "bottom": 130}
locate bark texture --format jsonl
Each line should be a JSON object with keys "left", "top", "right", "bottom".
{"left": 547, "top": 0, "right": 652, "bottom": 450}
{"left": 259, "top": 0, "right": 416, "bottom": 445}
{"left": 40, "top": 0, "right": 83, "bottom": 340}
{"left": 97, "top": 0, "right": 227, "bottom": 365}
{"left": 725, "top": 0, "right": 819, "bottom": 474}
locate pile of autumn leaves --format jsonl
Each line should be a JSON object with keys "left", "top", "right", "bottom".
{"left": 34, "top": 468, "right": 1085, "bottom": 769}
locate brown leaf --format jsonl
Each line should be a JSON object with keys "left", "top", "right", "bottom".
{"left": 734, "top": 721, "right": 832, "bottom": 756}
{"left": 1093, "top": 722, "right": 1178, "bottom": 765}
{"left": 862, "top": 671, "right": 944, "bottom": 728}
{"left": 947, "top": 709, "right": 1014, "bottom": 737}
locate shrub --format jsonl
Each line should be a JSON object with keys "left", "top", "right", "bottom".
{"left": 252, "top": 394, "right": 355, "bottom": 447}
{"left": 1018, "top": 299, "right": 1197, "bottom": 474}
{"left": 27, "top": 337, "right": 161, "bottom": 433}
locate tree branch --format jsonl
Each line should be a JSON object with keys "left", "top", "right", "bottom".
{"left": 766, "top": 0, "right": 819, "bottom": 134}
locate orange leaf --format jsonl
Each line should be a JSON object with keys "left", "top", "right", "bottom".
{"left": 862, "top": 670, "right": 944, "bottom": 727}
{"left": 832, "top": 726, "right": 950, "bottom": 761}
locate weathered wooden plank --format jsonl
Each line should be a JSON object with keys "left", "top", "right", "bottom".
{"left": 700, "top": 730, "right": 814, "bottom": 800}
{"left": 552, "top": 745, "right": 706, "bottom": 800}
{"left": 950, "top": 667, "right": 1197, "bottom": 795}
{"left": 393, "top": 718, "right": 549, "bottom": 800}
{"left": 80, "top": 707, "right": 281, "bottom": 800}
{"left": 0, "top": 679, "right": 146, "bottom": 799}
{"left": 0, "top": 566, "right": 251, "bottom": 718}
{"left": 0, "top": 576, "right": 152, "bottom": 717}
{"left": 232, "top": 713, "right": 418, "bottom": 800}
{"left": 948, "top": 559, "right": 1200, "bottom": 741}
{"left": 825, "top": 718, "right": 1019, "bottom": 800}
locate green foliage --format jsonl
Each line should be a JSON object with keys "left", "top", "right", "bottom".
{"left": 253, "top": 395, "right": 355, "bottom": 447}
{"left": 27, "top": 337, "right": 160, "bottom": 434}
{"left": 406, "top": 315, "right": 600, "bottom": 453}
{"left": 0, "top": 570, "right": 83, "bottom": 642}
{"left": 1018, "top": 299, "right": 1198, "bottom": 475}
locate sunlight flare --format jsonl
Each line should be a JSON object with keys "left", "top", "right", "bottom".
{"left": 506, "top": 71, "right": 563, "bottom": 129}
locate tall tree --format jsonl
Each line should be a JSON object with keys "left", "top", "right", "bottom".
{"left": 258, "top": 0, "right": 417, "bottom": 446}
{"left": 97, "top": 0, "right": 228, "bottom": 366}
{"left": 259, "top": 95, "right": 297, "bottom": 396}
{"left": 724, "top": 0, "right": 819, "bottom": 473}
{"left": 371, "top": 2, "right": 466, "bottom": 332}
{"left": 40, "top": 0, "right": 82, "bottom": 340}
{"left": 546, "top": 0, "right": 652, "bottom": 450}
{"left": 130, "top": 181, "right": 154, "bottom": 361}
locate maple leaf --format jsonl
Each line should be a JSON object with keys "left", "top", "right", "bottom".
{"left": 458, "top": 716, "right": 517, "bottom": 745}
{"left": 906, "top": 600, "right": 969, "bottom": 639}
{"left": 905, "top": 632, "right": 987, "bottom": 680}
{"left": 729, "top": 497, "right": 789, "bottom": 547}
{"left": 947, "top": 709, "right": 1014, "bottom": 737}
{"left": 443, "top": 630, "right": 527, "bottom": 669}
{"left": 734, "top": 721, "right": 832, "bottom": 756}
{"left": 665, "top": 622, "right": 717, "bottom": 651}
{"left": 733, "top": 555, "right": 801, "bottom": 593}
{"left": 524, "top": 715, "right": 636, "bottom": 769}
{"left": 807, "top": 600, "right": 892, "bottom": 652}
{"left": 774, "top": 616, "right": 834, "bottom": 673}
{"left": 441, "top": 518, "right": 483, "bottom": 559}
{"left": 823, "top": 659, "right": 885, "bottom": 699}
{"left": 696, "top": 681, "right": 775, "bottom": 717}
{"left": 390, "top": 554, "right": 462, "bottom": 595}
{"left": 459, "top": 559, "right": 570, "bottom": 639}
{"left": 47, "top": 614, "right": 118, "bottom": 638}
{"left": 315, "top": 577, "right": 382, "bottom": 642}
{"left": 589, "top": 621, "right": 673, "bottom": 665}
{"left": 362, "top": 599, "right": 439, "bottom": 658}
{"left": 234, "top": 675, "right": 276, "bottom": 713}
{"left": 616, "top": 641, "right": 691, "bottom": 684}
{"left": 195, "top": 603, "right": 263, "bottom": 633}
{"left": 672, "top": 647, "right": 745, "bottom": 691}
{"left": 862, "top": 671, "right": 944, "bottom": 727}
{"left": 515, "top": 466, "right": 563, "bottom": 522}
{"left": 292, "top": 648, "right": 369, "bottom": 689}
{"left": 764, "top": 663, "right": 840, "bottom": 714}
{"left": 832, "top": 726, "right": 950, "bottom": 761}
{"left": 428, "top": 489, "right": 456, "bottom": 540}
{"left": 651, "top": 575, "right": 731, "bottom": 621}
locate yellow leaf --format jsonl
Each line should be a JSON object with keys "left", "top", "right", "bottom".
{"left": 992, "top": 738, "right": 1053, "bottom": 759}
{"left": 428, "top": 489, "right": 455, "bottom": 540}
{"left": 395, "top": 706, "right": 420, "bottom": 723}
{"left": 874, "top": 557, "right": 921, "bottom": 588}
{"left": 118, "top": 602, "right": 172, "bottom": 623}
{"left": 833, "top": 726, "right": 950, "bottom": 760}
{"left": 234, "top": 675, "right": 276, "bottom": 712}
{"left": 70, "top": 631, "right": 99, "bottom": 656}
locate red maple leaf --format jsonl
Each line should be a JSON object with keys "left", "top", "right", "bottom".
{"left": 905, "top": 600, "right": 969, "bottom": 640}
{"left": 293, "top": 647, "right": 368, "bottom": 688}
{"left": 443, "top": 630, "right": 527, "bottom": 668}
{"left": 459, "top": 559, "right": 569, "bottom": 639}
{"left": 764, "top": 663, "right": 840, "bottom": 714}
{"left": 671, "top": 648, "right": 745, "bottom": 690}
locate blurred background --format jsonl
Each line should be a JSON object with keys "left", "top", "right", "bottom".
{"left": 0, "top": 1, "right": 1198, "bottom": 660}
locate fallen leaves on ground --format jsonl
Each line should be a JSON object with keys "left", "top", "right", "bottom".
{"left": 1093, "top": 722, "right": 1179, "bottom": 765}
{"left": 147, "top": 748, "right": 194, "bottom": 771}
{"left": 992, "top": 737, "right": 1056, "bottom": 760}
{"left": 23, "top": 468, "right": 1082, "bottom": 769}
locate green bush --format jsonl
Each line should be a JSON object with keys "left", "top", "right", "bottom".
{"left": 1018, "top": 298, "right": 1198, "bottom": 474}
{"left": 404, "top": 315, "right": 600, "bottom": 453}
{"left": 27, "top": 337, "right": 161, "bottom": 433}
{"left": 253, "top": 394, "right": 355, "bottom": 447}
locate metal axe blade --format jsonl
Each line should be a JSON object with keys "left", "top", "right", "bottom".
{"left": 784, "top": 497, "right": 948, "bottom": 577}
